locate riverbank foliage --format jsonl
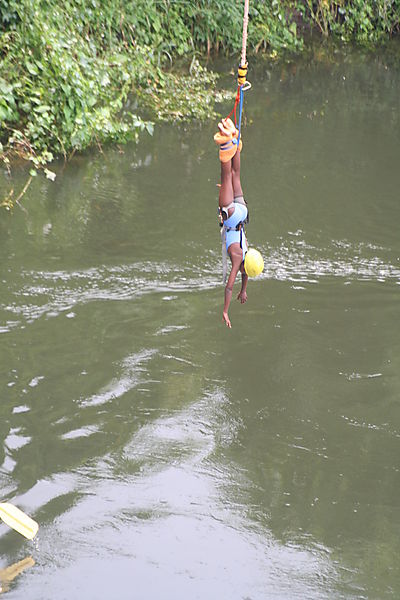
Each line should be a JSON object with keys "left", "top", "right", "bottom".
{"left": 1, "top": 0, "right": 400, "bottom": 180}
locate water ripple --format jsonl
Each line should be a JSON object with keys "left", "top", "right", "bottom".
{"left": 80, "top": 349, "right": 157, "bottom": 408}
{"left": 1, "top": 238, "right": 399, "bottom": 331}
{"left": 15, "top": 388, "right": 338, "bottom": 599}
{"left": 262, "top": 239, "right": 400, "bottom": 283}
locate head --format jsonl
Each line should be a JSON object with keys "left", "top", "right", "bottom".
{"left": 244, "top": 248, "right": 264, "bottom": 277}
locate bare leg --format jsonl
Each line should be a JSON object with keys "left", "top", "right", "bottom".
{"left": 219, "top": 160, "right": 234, "bottom": 208}
{"left": 231, "top": 147, "right": 243, "bottom": 198}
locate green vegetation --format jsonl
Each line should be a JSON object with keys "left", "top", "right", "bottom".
{"left": 302, "top": 0, "right": 400, "bottom": 42}
{"left": 1, "top": 0, "right": 400, "bottom": 190}
{"left": 0, "top": 0, "right": 224, "bottom": 181}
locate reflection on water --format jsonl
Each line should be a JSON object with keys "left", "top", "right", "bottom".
{"left": 1, "top": 44, "right": 400, "bottom": 598}
{"left": 5, "top": 392, "right": 338, "bottom": 599}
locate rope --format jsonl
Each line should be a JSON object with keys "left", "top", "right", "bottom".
{"left": 236, "top": 85, "right": 244, "bottom": 146}
{"left": 226, "top": 0, "right": 251, "bottom": 138}
{"left": 240, "top": 0, "right": 249, "bottom": 68}
{"left": 236, "top": 0, "right": 250, "bottom": 146}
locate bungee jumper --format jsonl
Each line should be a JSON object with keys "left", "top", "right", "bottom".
{"left": 214, "top": 0, "right": 263, "bottom": 329}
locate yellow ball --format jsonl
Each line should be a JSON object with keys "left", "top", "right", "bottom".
{"left": 244, "top": 248, "right": 264, "bottom": 277}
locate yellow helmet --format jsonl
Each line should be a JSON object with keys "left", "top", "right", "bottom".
{"left": 244, "top": 248, "right": 264, "bottom": 277}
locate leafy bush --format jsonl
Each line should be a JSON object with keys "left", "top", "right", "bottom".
{"left": 299, "top": 0, "right": 400, "bottom": 42}
{"left": 0, "top": 0, "right": 223, "bottom": 168}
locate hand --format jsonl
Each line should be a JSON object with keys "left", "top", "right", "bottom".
{"left": 237, "top": 290, "right": 247, "bottom": 304}
{"left": 222, "top": 311, "right": 232, "bottom": 328}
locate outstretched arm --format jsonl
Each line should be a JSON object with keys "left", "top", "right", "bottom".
{"left": 222, "top": 249, "right": 243, "bottom": 328}
{"left": 237, "top": 269, "right": 248, "bottom": 304}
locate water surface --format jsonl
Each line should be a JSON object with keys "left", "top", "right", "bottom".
{"left": 1, "top": 45, "right": 400, "bottom": 599}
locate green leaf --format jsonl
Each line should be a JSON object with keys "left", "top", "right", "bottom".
{"left": 26, "top": 61, "right": 39, "bottom": 76}
{"left": 0, "top": 106, "right": 9, "bottom": 120}
{"left": 153, "top": 18, "right": 161, "bottom": 33}
{"left": 0, "top": 78, "right": 13, "bottom": 95}
{"left": 63, "top": 106, "right": 72, "bottom": 120}
{"left": 34, "top": 105, "right": 52, "bottom": 114}
{"left": 100, "top": 73, "right": 110, "bottom": 87}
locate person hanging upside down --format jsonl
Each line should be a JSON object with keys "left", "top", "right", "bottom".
{"left": 214, "top": 117, "right": 249, "bottom": 329}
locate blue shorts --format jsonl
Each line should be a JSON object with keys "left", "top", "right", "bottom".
{"left": 224, "top": 203, "right": 248, "bottom": 260}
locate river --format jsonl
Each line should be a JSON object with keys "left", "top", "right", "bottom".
{"left": 1, "top": 45, "right": 400, "bottom": 599}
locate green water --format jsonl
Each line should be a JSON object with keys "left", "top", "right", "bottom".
{"left": 1, "top": 46, "right": 400, "bottom": 599}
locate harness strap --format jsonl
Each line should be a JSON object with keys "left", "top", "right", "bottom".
{"left": 220, "top": 201, "right": 235, "bottom": 220}
{"left": 224, "top": 220, "right": 246, "bottom": 233}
